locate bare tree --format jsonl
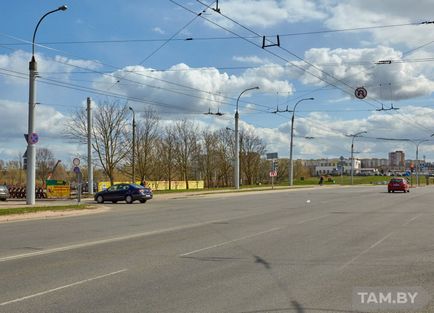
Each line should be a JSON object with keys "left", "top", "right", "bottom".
{"left": 66, "top": 100, "right": 129, "bottom": 184}
{"left": 240, "top": 129, "right": 267, "bottom": 185}
{"left": 135, "top": 110, "right": 160, "bottom": 183}
{"left": 200, "top": 130, "right": 219, "bottom": 188}
{"left": 174, "top": 119, "right": 199, "bottom": 189}
{"left": 36, "top": 147, "right": 55, "bottom": 186}
{"left": 157, "top": 125, "right": 177, "bottom": 189}
{"left": 215, "top": 128, "right": 235, "bottom": 187}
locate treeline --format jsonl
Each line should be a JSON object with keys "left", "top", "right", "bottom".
{"left": 65, "top": 101, "right": 272, "bottom": 188}
{"left": 0, "top": 100, "right": 312, "bottom": 188}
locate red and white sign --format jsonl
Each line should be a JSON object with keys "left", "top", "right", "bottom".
{"left": 269, "top": 171, "right": 277, "bottom": 177}
{"left": 355, "top": 87, "right": 367, "bottom": 99}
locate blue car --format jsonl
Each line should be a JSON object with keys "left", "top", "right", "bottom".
{"left": 94, "top": 183, "right": 153, "bottom": 204}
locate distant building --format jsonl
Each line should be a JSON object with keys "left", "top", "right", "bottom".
{"left": 361, "top": 158, "right": 388, "bottom": 169}
{"left": 389, "top": 151, "right": 405, "bottom": 169}
{"left": 311, "top": 158, "right": 361, "bottom": 176}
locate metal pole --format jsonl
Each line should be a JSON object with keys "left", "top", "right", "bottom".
{"left": 288, "top": 98, "right": 314, "bottom": 186}
{"left": 87, "top": 97, "right": 93, "bottom": 195}
{"left": 349, "top": 131, "right": 367, "bottom": 185}
{"left": 289, "top": 112, "right": 295, "bottom": 186}
{"left": 26, "top": 5, "right": 67, "bottom": 205}
{"left": 350, "top": 139, "right": 354, "bottom": 185}
{"left": 234, "top": 87, "right": 259, "bottom": 189}
{"left": 129, "top": 107, "right": 136, "bottom": 184}
{"left": 416, "top": 143, "right": 419, "bottom": 187}
{"left": 234, "top": 110, "right": 239, "bottom": 189}
{"left": 26, "top": 57, "right": 37, "bottom": 205}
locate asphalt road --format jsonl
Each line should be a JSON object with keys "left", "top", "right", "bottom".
{"left": 0, "top": 185, "right": 433, "bottom": 313}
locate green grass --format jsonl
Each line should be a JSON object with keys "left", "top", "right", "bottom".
{"left": 0, "top": 204, "right": 91, "bottom": 216}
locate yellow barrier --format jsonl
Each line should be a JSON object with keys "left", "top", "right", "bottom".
{"left": 97, "top": 181, "right": 204, "bottom": 192}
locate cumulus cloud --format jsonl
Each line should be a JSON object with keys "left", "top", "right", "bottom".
{"left": 93, "top": 63, "right": 294, "bottom": 114}
{"left": 323, "top": 0, "right": 434, "bottom": 48}
{"left": 293, "top": 46, "right": 434, "bottom": 100}
{"left": 204, "top": 0, "right": 326, "bottom": 29}
{"left": 152, "top": 27, "right": 165, "bottom": 34}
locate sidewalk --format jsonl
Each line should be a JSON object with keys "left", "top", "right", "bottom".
{"left": 0, "top": 198, "right": 96, "bottom": 209}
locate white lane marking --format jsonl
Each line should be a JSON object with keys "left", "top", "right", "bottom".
{"left": 0, "top": 220, "right": 227, "bottom": 263}
{"left": 296, "top": 214, "right": 329, "bottom": 225}
{"left": 340, "top": 232, "right": 394, "bottom": 270}
{"left": 0, "top": 269, "right": 127, "bottom": 306}
{"left": 402, "top": 213, "right": 423, "bottom": 226}
{"left": 179, "top": 227, "right": 281, "bottom": 257}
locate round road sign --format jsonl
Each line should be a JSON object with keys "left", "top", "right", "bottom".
{"left": 28, "top": 132, "right": 39, "bottom": 144}
{"left": 355, "top": 87, "right": 367, "bottom": 99}
{"left": 73, "top": 158, "right": 80, "bottom": 166}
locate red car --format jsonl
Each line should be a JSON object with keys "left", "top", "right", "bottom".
{"left": 388, "top": 177, "right": 410, "bottom": 193}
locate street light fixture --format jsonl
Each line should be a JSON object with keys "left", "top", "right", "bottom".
{"left": 348, "top": 131, "right": 367, "bottom": 185}
{"left": 129, "top": 107, "right": 136, "bottom": 184}
{"left": 26, "top": 5, "right": 68, "bottom": 205}
{"left": 234, "top": 86, "right": 259, "bottom": 189}
{"left": 288, "top": 97, "right": 314, "bottom": 186}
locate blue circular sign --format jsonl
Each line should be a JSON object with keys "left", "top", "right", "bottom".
{"left": 29, "top": 132, "right": 39, "bottom": 144}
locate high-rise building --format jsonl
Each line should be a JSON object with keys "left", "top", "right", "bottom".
{"left": 389, "top": 151, "right": 405, "bottom": 169}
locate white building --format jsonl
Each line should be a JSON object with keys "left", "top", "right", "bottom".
{"left": 313, "top": 158, "right": 361, "bottom": 176}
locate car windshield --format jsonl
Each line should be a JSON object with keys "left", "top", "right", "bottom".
{"left": 390, "top": 178, "right": 405, "bottom": 183}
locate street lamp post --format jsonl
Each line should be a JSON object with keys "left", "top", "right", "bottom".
{"left": 26, "top": 5, "right": 67, "bottom": 205}
{"left": 234, "top": 87, "right": 259, "bottom": 189}
{"left": 288, "top": 97, "right": 314, "bottom": 186}
{"left": 129, "top": 107, "right": 136, "bottom": 184}
{"left": 349, "top": 131, "right": 367, "bottom": 185}
{"left": 414, "top": 140, "right": 429, "bottom": 186}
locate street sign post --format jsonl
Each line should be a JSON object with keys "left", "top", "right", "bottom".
{"left": 73, "top": 166, "right": 81, "bottom": 203}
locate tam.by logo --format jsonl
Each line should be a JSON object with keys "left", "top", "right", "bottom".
{"left": 353, "top": 287, "right": 430, "bottom": 312}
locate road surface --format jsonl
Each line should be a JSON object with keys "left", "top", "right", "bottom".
{"left": 0, "top": 186, "right": 433, "bottom": 312}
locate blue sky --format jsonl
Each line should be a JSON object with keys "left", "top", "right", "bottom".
{"left": 1, "top": 0, "right": 434, "bottom": 164}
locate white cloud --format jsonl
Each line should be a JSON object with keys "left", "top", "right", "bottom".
{"left": 292, "top": 46, "right": 434, "bottom": 100}
{"left": 323, "top": 0, "right": 434, "bottom": 48}
{"left": 152, "top": 27, "right": 165, "bottom": 34}
{"left": 93, "top": 63, "right": 294, "bottom": 114}
{"left": 232, "top": 55, "right": 270, "bottom": 64}
{"left": 204, "top": 0, "right": 327, "bottom": 29}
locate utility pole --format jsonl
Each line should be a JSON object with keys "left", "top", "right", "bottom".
{"left": 26, "top": 5, "right": 67, "bottom": 205}
{"left": 348, "top": 131, "right": 367, "bottom": 185}
{"left": 234, "top": 87, "right": 259, "bottom": 189}
{"left": 288, "top": 98, "right": 314, "bottom": 186}
{"left": 87, "top": 97, "right": 93, "bottom": 195}
{"left": 129, "top": 107, "right": 136, "bottom": 184}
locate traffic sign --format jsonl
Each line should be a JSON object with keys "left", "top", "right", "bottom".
{"left": 266, "top": 152, "right": 278, "bottom": 160}
{"left": 355, "top": 87, "right": 367, "bottom": 99}
{"left": 28, "top": 132, "right": 39, "bottom": 144}
{"left": 73, "top": 166, "right": 81, "bottom": 174}
{"left": 269, "top": 170, "right": 277, "bottom": 177}
{"left": 73, "top": 158, "right": 80, "bottom": 166}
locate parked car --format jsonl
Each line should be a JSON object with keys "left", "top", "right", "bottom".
{"left": 94, "top": 183, "right": 153, "bottom": 204}
{"left": 0, "top": 185, "right": 10, "bottom": 201}
{"left": 388, "top": 177, "right": 410, "bottom": 193}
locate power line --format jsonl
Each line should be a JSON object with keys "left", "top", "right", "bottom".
{"left": 0, "top": 21, "right": 429, "bottom": 46}
{"left": 190, "top": 0, "right": 434, "bottom": 135}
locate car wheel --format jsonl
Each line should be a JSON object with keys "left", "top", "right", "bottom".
{"left": 112, "top": 201, "right": 118, "bottom": 204}
{"left": 96, "top": 195, "right": 104, "bottom": 203}
{"left": 139, "top": 199, "right": 147, "bottom": 203}
{"left": 388, "top": 190, "right": 391, "bottom": 193}
{"left": 126, "top": 195, "right": 133, "bottom": 204}
{"left": 392, "top": 190, "right": 395, "bottom": 193}
{"left": 407, "top": 189, "right": 410, "bottom": 193}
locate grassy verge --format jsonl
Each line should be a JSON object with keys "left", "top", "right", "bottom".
{"left": 0, "top": 204, "right": 91, "bottom": 216}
